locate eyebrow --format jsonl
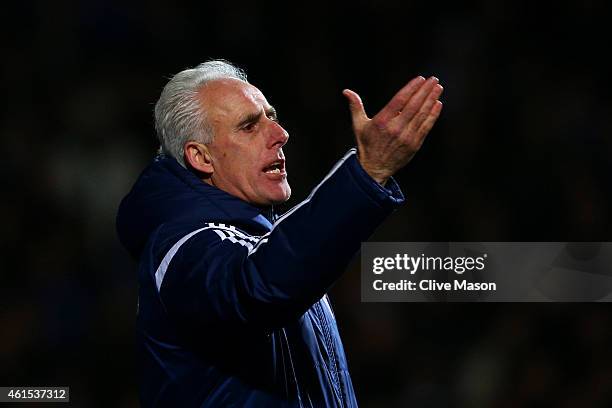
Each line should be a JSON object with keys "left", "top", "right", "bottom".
{"left": 235, "top": 106, "right": 277, "bottom": 129}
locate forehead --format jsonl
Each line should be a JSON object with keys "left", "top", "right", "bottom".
{"left": 198, "top": 78, "right": 269, "bottom": 122}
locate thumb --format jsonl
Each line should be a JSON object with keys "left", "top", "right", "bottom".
{"left": 342, "top": 89, "right": 368, "bottom": 125}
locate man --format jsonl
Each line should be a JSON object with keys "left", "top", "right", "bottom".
{"left": 117, "top": 60, "right": 443, "bottom": 407}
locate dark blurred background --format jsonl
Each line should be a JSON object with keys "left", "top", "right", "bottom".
{"left": 1, "top": 0, "right": 611, "bottom": 406}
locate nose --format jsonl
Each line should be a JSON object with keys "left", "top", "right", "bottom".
{"left": 266, "top": 119, "right": 289, "bottom": 149}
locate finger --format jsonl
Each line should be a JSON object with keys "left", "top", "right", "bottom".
{"left": 376, "top": 76, "right": 426, "bottom": 123}
{"left": 342, "top": 89, "right": 369, "bottom": 125}
{"left": 415, "top": 100, "right": 443, "bottom": 142}
{"left": 406, "top": 83, "right": 443, "bottom": 133}
{"left": 395, "top": 76, "right": 439, "bottom": 125}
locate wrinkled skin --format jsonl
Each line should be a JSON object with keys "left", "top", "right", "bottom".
{"left": 343, "top": 76, "right": 444, "bottom": 185}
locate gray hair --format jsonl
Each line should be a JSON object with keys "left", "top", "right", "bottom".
{"left": 154, "top": 59, "right": 248, "bottom": 167}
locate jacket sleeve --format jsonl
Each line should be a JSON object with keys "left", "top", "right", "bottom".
{"left": 157, "top": 149, "right": 405, "bottom": 328}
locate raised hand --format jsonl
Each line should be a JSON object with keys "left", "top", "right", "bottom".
{"left": 343, "top": 76, "right": 443, "bottom": 185}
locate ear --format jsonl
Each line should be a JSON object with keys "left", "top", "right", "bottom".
{"left": 184, "top": 141, "right": 214, "bottom": 174}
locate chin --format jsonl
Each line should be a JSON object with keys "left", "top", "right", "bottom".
{"left": 268, "top": 183, "right": 291, "bottom": 204}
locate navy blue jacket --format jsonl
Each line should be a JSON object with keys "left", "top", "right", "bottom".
{"left": 116, "top": 149, "right": 404, "bottom": 407}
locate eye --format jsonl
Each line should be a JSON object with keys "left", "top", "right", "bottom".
{"left": 242, "top": 122, "right": 257, "bottom": 132}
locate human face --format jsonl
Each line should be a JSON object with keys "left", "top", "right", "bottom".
{"left": 198, "top": 78, "right": 291, "bottom": 206}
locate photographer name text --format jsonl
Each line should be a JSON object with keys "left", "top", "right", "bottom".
{"left": 371, "top": 253, "right": 497, "bottom": 292}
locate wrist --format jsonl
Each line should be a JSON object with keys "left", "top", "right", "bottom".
{"left": 358, "top": 161, "right": 390, "bottom": 186}
{"left": 370, "top": 174, "right": 389, "bottom": 186}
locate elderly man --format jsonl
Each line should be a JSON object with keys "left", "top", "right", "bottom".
{"left": 117, "top": 60, "right": 442, "bottom": 407}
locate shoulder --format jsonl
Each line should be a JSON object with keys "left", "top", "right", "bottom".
{"left": 153, "top": 221, "right": 266, "bottom": 260}
{"left": 149, "top": 221, "right": 267, "bottom": 292}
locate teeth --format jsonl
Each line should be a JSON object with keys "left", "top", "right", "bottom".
{"left": 266, "top": 168, "right": 281, "bottom": 174}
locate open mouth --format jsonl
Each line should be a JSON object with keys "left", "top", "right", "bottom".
{"left": 263, "top": 159, "right": 285, "bottom": 175}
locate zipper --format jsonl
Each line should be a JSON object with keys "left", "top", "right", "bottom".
{"left": 314, "top": 300, "right": 344, "bottom": 406}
